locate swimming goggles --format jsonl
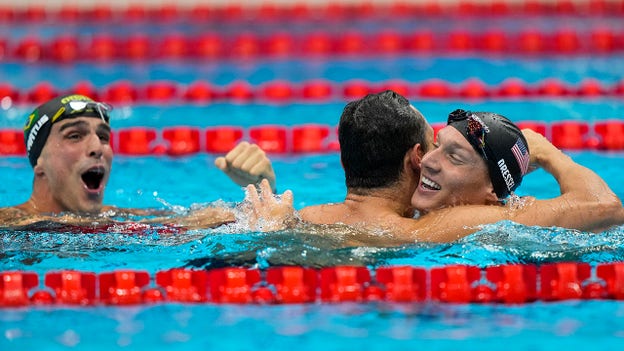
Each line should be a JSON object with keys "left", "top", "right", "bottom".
{"left": 54, "top": 100, "right": 112, "bottom": 123}
{"left": 447, "top": 109, "right": 490, "bottom": 160}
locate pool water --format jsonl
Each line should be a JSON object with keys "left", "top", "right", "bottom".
{"left": 1, "top": 145, "right": 624, "bottom": 350}
{"left": 2, "top": 4, "right": 624, "bottom": 350}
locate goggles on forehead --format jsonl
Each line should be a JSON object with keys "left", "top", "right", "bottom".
{"left": 447, "top": 109, "right": 490, "bottom": 160}
{"left": 59, "top": 100, "right": 112, "bottom": 123}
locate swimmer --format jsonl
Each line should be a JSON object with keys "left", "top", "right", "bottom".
{"left": 0, "top": 94, "right": 277, "bottom": 228}
{"left": 298, "top": 91, "right": 624, "bottom": 244}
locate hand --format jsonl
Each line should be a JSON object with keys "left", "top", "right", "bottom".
{"left": 521, "top": 128, "right": 559, "bottom": 171}
{"left": 240, "top": 179, "right": 296, "bottom": 232}
{"left": 214, "top": 142, "right": 277, "bottom": 192}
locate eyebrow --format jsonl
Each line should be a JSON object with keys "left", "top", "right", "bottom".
{"left": 58, "top": 120, "right": 88, "bottom": 132}
{"left": 58, "top": 120, "right": 111, "bottom": 133}
{"left": 437, "top": 131, "right": 473, "bottom": 155}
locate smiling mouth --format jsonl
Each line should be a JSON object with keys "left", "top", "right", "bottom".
{"left": 82, "top": 167, "right": 105, "bottom": 191}
{"left": 421, "top": 176, "right": 441, "bottom": 191}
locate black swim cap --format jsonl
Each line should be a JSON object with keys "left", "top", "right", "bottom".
{"left": 447, "top": 109, "right": 530, "bottom": 199}
{"left": 24, "top": 94, "right": 111, "bottom": 167}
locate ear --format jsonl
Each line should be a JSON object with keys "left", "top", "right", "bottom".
{"left": 33, "top": 162, "right": 45, "bottom": 177}
{"left": 484, "top": 185, "right": 499, "bottom": 204}
{"left": 407, "top": 143, "right": 424, "bottom": 170}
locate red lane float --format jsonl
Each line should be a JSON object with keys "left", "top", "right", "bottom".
{"left": 183, "top": 81, "right": 219, "bottom": 102}
{"left": 0, "top": 79, "right": 622, "bottom": 104}
{"left": 162, "top": 127, "right": 201, "bottom": 156}
{"left": 417, "top": 79, "right": 454, "bottom": 98}
{"left": 551, "top": 121, "right": 589, "bottom": 150}
{"left": 596, "top": 263, "right": 624, "bottom": 299}
{"left": 431, "top": 265, "right": 481, "bottom": 303}
{"left": 99, "top": 270, "right": 150, "bottom": 305}
{"left": 49, "top": 36, "right": 80, "bottom": 63}
{"left": 0, "top": 129, "right": 25, "bottom": 155}
{"left": 3, "top": 119, "right": 624, "bottom": 158}
{"left": 194, "top": 34, "right": 224, "bottom": 59}
{"left": 4, "top": 28, "right": 624, "bottom": 63}
{"left": 486, "top": 264, "right": 538, "bottom": 303}
{"left": 540, "top": 262, "right": 591, "bottom": 300}
{"left": 343, "top": 80, "right": 374, "bottom": 99}
{"left": 224, "top": 81, "right": 255, "bottom": 102}
{"left": 0, "top": 83, "right": 19, "bottom": 102}
{"left": 116, "top": 128, "right": 158, "bottom": 155}
{"left": 594, "top": 120, "right": 624, "bottom": 150}
{"left": 157, "top": 34, "right": 188, "bottom": 60}
{"left": 249, "top": 125, "right": 288, "bottom": 153}
{"left": 479, "top": 30, "right": 508, "bottom": 52}
{"left": 265, "top": 266, "right": 317, "bottom": 303}
{"left": 156, "top": 268, "right": 208, "bottom": 302}
{"left": 5, "top": 262, "right": 624, "bottom": 307}
{"left": 495, "top": 78, "right": 531, "bottom": 97}
{"left": 88, "top": 35, "right": 118, "bottom": 61}
{"left": 536, "top": 78, "right": 571, "bottom": 96}
{"left": 301, "top": 79, "right": 334, "bottom": 100}
{"left": 375, "top": 266, "right": 427, "bottom": 302}
{"left": 458, "top": 79, "right": 490, "bottom": 99}
{"left": 205, "top": 127, "right": 244, "bottom": 153}
{"left": 0, "top": 271, "right": 38, "bottom": 307}
{"left": 3, "top": 1, "right": 624, "bottom": 24}
{"left": 320, "top": 266, "right": 371, "bottom": 302}
{"left": 102, "top": 80, "right": 138, "bottom": 104}
{"left": 292, "top": 124, "right": 330, "bottom": 153}
{"left": 124, "top": 34, "right": 151, "bottom": 61}
{"left": 380, "top": 80, "right": 411, "bottom": 98}
{"left": 70, "top": 81, "right": 100, "bottom": 100}
{"left": 27, "top": 81, "right": 58, "bottom": 104}
{"left": 144, "top": 81, "right": 180, "bottom": 102}
{"left": 516, "top": 121, "right": 548, "bottom": 137}
{"left": 45, "top": 271, "right": 97, "bottom": 305}
{"left": 260, "top": 80, "right": 295, "bottom": 102}
{"left": 208, "top": 267, "right": 261, "bottom": 303}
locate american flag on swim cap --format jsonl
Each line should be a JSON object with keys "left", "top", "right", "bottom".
{"left": 511, "top": 138, "right": 530, "bottom": 175}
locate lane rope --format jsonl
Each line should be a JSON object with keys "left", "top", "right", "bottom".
{"left": 2, "top": 119, "right": 624, "bottom": 156}
{"left": 1, "top": 263, "right": 623, "bottom": 306}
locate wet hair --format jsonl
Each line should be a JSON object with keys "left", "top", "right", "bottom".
{"left": 339, "top": 90, "right": 429, "bottom": 192}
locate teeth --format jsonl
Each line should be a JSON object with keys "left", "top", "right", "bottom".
{"left": 421, "top": 176, "right": 441, "bottom": 190}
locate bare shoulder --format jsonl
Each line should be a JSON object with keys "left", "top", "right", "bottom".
{"left": 299, "top": 203, "right": 346, "bottom": 224}
{"left": 0, "top": 206, "right": 34, "bottom": 226}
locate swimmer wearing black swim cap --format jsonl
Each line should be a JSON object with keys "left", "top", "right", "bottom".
{"left": 24, "top": 94, "right": 111, "bottom": 167}
{"left": 447, "top": 109, "right": 530, "bottom": 199}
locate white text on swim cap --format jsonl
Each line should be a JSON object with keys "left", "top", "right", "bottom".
{"left": 26, "top": 114, "right": 49, "bottom": 152}
{"left": 497, "top": 158, "right": 515, "bottom": 191}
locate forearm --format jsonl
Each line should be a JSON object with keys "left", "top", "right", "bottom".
{"left": 540, "top": 148, "right": 619, "bottom": 204}
{"left": 145, "top": 207, "right": 236, "bottom": 230}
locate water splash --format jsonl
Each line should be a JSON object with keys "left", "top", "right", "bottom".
{"left": 1, "top": 221, "right": 624, "bottom": 274}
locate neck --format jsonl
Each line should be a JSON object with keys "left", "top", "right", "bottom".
{"left": 345, "top": 180, "right": 417, "bottom": 218}
{"left": 24, "top": 177, "right": 66, "bottom": 215}
{"left": 22, "top": 193, "right": 62, "bottom": 215}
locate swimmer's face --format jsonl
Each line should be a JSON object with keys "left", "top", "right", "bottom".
{"left": 34, "top": 117, "right": 113, "bottom": 214}
{"left": 412, "top": 126, "right": 497, "bottom": 213}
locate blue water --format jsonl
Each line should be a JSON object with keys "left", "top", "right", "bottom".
{"left": 3, "top": 56, "right": 624, "bottom": 88}
{"left": 2, "top": 301, "right": 624, "bottom": 351}
{"left": 3, "top": 9, "right": 624, "bottom": 351}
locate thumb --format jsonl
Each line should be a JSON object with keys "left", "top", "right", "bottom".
{"left": 214, "top": 157, "right": 228, "bottom": 171}
{"left": 282, "top": 190, "right": 294, "bottom": 207}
